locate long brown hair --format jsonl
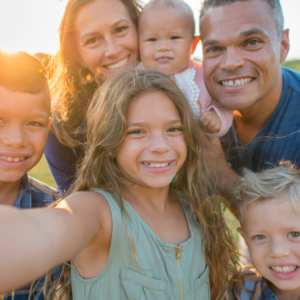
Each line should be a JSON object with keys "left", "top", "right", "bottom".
{"left": 49, "top": 0, "right": 142, "bottom": 148}
{"left": 46, "top": 69, "right": 240, "bottom": 300}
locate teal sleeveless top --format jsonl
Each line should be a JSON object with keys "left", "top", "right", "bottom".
{"left": 71, "top": 189, "right": 210, "bottom": 300}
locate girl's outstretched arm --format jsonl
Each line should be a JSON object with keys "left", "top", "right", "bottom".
{"left": 0, "top": 192, "right": 102, "bottom": 294}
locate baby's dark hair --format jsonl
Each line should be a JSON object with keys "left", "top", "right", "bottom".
{"left": 140, "top": 0, "right": 195, "bottom": 36}
{"left": 0, "top": 51, "right": 49, "bottom": 95}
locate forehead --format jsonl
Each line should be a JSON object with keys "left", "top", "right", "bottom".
{"left": 200, "top": 0, "right": 277, "bottom": 43}
{"left": 75, "top": 0, "right": 132, "bottom": 34}
{"left": 0, "top": 86, "right": 50, "bottom": 117}
{"left": 128, "top": 91, "right": 181, "bottom": 123}
{"left": 241, "top": 197, "right": 300, "bottom": 231}
{"left": 139, "top": 5, "right": 193, "bottom": 35}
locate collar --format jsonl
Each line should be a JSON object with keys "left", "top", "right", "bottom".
{"left": 13, "top": 174, "right": 32, "bottom": 209}
{"left": 261, "top": 277, "right": 278, "bottom": 300}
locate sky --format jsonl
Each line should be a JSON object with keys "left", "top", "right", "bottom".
{"left": 0, "top": 0, "right": 299, "bottom": 60}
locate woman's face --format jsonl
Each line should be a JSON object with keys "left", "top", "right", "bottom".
{"left": 74, "top": 0, "right": 138, "bottom": 80}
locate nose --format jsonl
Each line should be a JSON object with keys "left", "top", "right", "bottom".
{"left": 1, "top": 125, "right": 27, "bottom": 148}
{"left": 157, "top": 41, "right": 170, "bottom": 52}
{"left": 105, "top": 35, "right": 121, "bottom": 57}
{"left": 148, "top": 132, "right": 170, "bottom": 154}
{"left": 268, "top": 238, "right": 291, "bottom": 259}
{"left": 220, "top": 47, "right": 244, "bottom": 72}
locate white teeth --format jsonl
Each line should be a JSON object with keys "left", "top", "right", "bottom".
{"left": 107, "top": 57, "right": 128, "bottom": 70}
{"left": 271, "top": 266, "right": 296, "bottom": 273}
{"left": 0, "top": 156, "right": 26, "bottom": 162}
{"left": 144, "top": 162, "right": 170, "bottom": 168}
{"left": 222, "top": 78, "right": 253, "bottom": 87}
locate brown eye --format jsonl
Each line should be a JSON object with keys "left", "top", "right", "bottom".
{"left": 289, "top": 232, "right": 300, "bottom": 238}
{"left": 254, "top": 235, "right": 265, "bottom": 240}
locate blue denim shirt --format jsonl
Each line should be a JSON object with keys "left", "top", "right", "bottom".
{"left": 1, "top": 174, "right": 61, "bottom": 300}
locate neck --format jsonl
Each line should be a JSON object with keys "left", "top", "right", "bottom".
{"left": 121, "top": 185, "right": 171, "bottom": 213}
{"left": 234, "top": 69, "right": 283, "bottom": 144}
{"left": 268, "top": 281, "right": 300, "bottom": 300}
{"left": 0, "top": 179, "right": 22, "bottom": 206}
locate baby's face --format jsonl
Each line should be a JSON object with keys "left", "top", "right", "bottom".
{"left": 139, "top": 5, "right": 195, "bottom": 76}
{"left": 239, "top": 198, "right": 300, "bottom": 296}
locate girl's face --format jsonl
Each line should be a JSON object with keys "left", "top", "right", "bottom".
{"left": 74, "top": 0, "right": 138, "bottom": 80}
{"left": 116, "top": 91, "right": 188, "bottom": 189}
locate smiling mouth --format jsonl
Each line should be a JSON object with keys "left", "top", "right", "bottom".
{"left": 0, "top": 156, "right": 27, "bottom": 162}
{"left": 221, "top": 77, "right": 254, "bottom": 87}
{"left": 143, "top": 162, "right": 171, "bottom": 168}
{"left": 270, "top": 266, "right": 298, "bottom": 273}
{"left": 106, "top": 56, "right": 129, "bottom": 70}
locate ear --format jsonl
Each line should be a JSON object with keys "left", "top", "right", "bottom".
{"left": 279, "top": 29, "right": 290, "bottom": 64}
{"left": 191, "top": 36, "right": 201, "bottom": 55}
{"left": 48, "top": 117, "right": 52, "bottom": 130}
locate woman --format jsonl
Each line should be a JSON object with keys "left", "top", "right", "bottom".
{"left": 45, "top": 0, "right": 141, "bottom": 192}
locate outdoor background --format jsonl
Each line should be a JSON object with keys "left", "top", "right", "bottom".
{"left": 0, "top": 0, "right": 299, "bottom": 241}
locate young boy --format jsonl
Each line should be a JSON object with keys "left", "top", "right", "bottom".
{"left": 138, "top": 0, "right": 233, "bottom": 137}
{"left": 0, "top": 51, "right": 59, "bottom": 300}
{"left": 234, "top": 163, "right": 300, "bottom": 300}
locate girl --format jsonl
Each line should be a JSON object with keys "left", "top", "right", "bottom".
{"left": 1, "top": 69, "right": 239, "bottom": 300}
{"left": 45, "top": 0, "right": 141, "bottom": 192}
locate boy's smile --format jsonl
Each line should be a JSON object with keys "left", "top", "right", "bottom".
{"left": 0, "top": 86, "right": 50, "bottom": 183}
{"left": 239, "top": 197, "right": 300, "bottom": 297}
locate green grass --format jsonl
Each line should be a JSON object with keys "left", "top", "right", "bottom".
{"left": 28, "top": 155, "right": 56, "bottom": 188}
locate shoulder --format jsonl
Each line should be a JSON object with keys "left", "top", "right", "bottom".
{"left": 235, "top": 265, "right": 263, "bottom": 300}
{"left": 282, "top": 67, "right": 300, "bottom": 94}
{"left": 28, "top": 176, "right": 60, "bottom": 207}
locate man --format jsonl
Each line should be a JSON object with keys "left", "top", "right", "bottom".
{"left": 199, "top": 0, "right": 300, "bottom": 212}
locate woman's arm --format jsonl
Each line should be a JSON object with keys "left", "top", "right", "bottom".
{"left": 0, "top": 192, "right": 101, "bottom": 294}
{"left": 45, "top": 130, "right": 84, "bottom": 192}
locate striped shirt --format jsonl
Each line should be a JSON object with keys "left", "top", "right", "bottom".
{"left": 0, "top": 174, "right": 61, "bottom": 300}
{"left": 235, "top": 266, "right": 278, "bottom": 300}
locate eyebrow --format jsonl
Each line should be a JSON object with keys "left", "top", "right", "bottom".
{"left": 202, "top": 28, "right": 267, "bottom": 47}
{"left": 239, "top": 28, "right": 267, "bottom": 38}
{"left": 81, "top": 19, "right": 130, "bottom": 39}
{"left": 128, "top": 119, "right": 182, "bottom": 127}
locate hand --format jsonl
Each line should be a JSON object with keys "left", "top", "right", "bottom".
{"left": 199, "top": 111, "right": 221, "bottom": 134}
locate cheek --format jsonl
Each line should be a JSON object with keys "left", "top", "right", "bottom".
{"left": 28, "top": 129, "right": 49, "bottom": 155}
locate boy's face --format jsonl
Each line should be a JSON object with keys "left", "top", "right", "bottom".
{"left": 139, "top": 5, "right": 197, "bottom": 76}
{"left": 239, "top": 198, "right": 300, "bottom": 295}
{"left": 0, "top": 86, "right": 50, "bottom": 183}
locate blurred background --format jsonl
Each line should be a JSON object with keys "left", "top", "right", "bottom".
{"left": 0, "top": 0, "right": 298, "bottom": 241}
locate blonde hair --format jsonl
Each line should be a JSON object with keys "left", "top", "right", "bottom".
{"left": 234, "top": 161, "right": 300, "bottom": 221}
{"left": 46, "top": 69, "right": 239, "bottom": 300}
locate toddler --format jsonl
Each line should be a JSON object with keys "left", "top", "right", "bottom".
{"left": 234, "top": 163, "right": 300, "bottom": 300}
{"left": 139, "top": 0, "right": 233, "bottom": 137}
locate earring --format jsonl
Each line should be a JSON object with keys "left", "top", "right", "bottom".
{"left": 171, "top": 174, "right": 178, "bottom": 184}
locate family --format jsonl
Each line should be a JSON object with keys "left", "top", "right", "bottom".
{"left": 1, "top": 0, "right": 300, "bottom": 299}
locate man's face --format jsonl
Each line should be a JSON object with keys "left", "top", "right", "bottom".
{"left": 200, "top": 0, "right": 289, "bottom": 111}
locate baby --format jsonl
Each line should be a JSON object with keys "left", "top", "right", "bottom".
{"left": 139, "top": 0, "right": 233, "bottom": 137}
{"left": 234, "top": 163, "right": 300, "bottom": 300}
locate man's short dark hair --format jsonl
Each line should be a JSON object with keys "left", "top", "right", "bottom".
{"left": 0, "top": 51, "right": 49, "bottom": 94}
{"left": 200, "top": 0, "right": 284, "bottom": 37}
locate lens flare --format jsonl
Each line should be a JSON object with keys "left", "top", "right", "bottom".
{"left": 198, "top": 195, "right": 230, "bottom": 228}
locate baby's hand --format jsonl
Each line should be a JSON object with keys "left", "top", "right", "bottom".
{"left": 199, "top": 111, "right": 221, "bottom": 134}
